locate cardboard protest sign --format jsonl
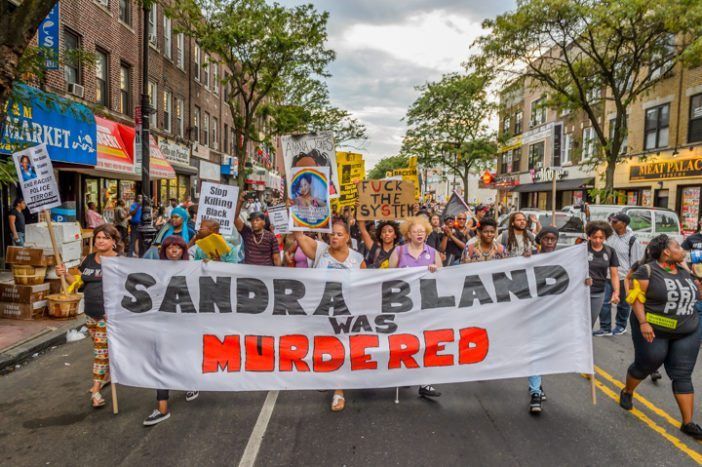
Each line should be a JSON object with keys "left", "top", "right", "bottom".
{"left": 195, "top": 181, "right": 239, "bottom": 235}
{"left": 267, "top": 204, "right": 290, "bottom": 235}
{"left": 282, "top": 132, "right": 339, "bottom": 198}
{"left": 13, "top": 143, "right": 61, "bottom": 214}
{"left": 336, "top": 151, "right": 365, "bottom": 207}
{"left": 289, "top": 167, "right": 331, "bottom": 232}
{"left": 103, "top": 246, "right": 593, "bottom": 391}
{"left": 356, "top": 179, "right": 415, "bottom": 221}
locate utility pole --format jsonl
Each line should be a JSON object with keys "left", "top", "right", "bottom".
{"left": 138, "top": 1, "right": 156, "bottom": 253}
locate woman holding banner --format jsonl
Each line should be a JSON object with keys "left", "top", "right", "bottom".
{"left": 585, "top": 221, "right": 620, "bottom": 327}
{"left": 55, "top": 224, "right": 122, "bottom": 409}
{"left": 293, "top": 220, "right": 366, "bottom": 412}
{"left": 143, "top": 235, "right": 200, "bottom": 426}
{"left": 358, "top": 220, "right": 400, "bottom": 269}
{"left": 461, "top": 218, "right": 506, "bottom": 263}
{"left": 388, "top": 216, "right": 443, "bottom": 398}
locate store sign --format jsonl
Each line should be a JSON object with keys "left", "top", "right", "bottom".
{"left": 498, "top": 135, "right": 523, "bottom": 153}
{"left": 1, "top": 84, "right": 96, "bottom": 165}
{"left": 521, "top": 122, "right": 556, "bottom": 145}
{"left": 38, "top": 3, "right": 60, "bottom": 70}
{"left": 95, "top": 117, "right": 134, "bottom": 174}
{"left": 532, "top": 167, "right": 568, "bottom": 183}
{"left": 494, "top": 174, "right": 520, "bottom": 189}
{"left": 160, "top": 139, "right": 190, "bottom": 166}
{"left": 199, "top": 160, "right": 220, "bottom": 181}
{"left": 630, "top": 157, "right": 702, "bottom": 181}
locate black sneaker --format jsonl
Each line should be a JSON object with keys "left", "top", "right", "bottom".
{"left": 680, "top": 423, "right": 702, "bottom": 440}
{"left": 651, "top": 371, "right": 662, "bottom": 382}
{"left": 185, "top": 391, "right": 199, "bottom": 402}
{"left": 143, "top": 409, "right": 170, "bottom": 426}
{"left": 529, "top": 393, "right": 543, "bottom": 414}
{"left": 619, "top": 389, "right": 633, "bottom": 410}
{"left": 418, "top": 385, "right": 441, "bottom": 397}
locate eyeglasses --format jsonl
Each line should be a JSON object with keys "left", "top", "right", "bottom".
{"left": 457, "top": 217, "right": 467, "bottom": 221}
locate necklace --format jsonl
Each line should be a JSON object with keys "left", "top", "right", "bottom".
{"left": 252, "top": 230, "right": 265, "bottom": 246}
{"left": 477, "top": 242, "right": 494, "bottom": 259}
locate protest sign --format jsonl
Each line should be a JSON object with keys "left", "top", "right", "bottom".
{"left": 195, "top": 181, "right": 239, "bottom": 235}
{"left": 336, "top": 151, "right": 365, "bottom": 207}
{"left": 356, "top": 179, "right": 415, "bottom": 221}
{"left": 103, "top": 245, "right": 592, "bottom": 391}
{"left": 268, "top": 204, "right": 290, "bottom": 235}
{"left": 282, "top": 132, "right": 339, "bottom": 198}
{"left": 442, "top": 192, "right": 473, "bottom": 220}
{"left": 386, "top": 157, "right": 420, "bottom": 200}
{"left": 13, "top": 144, "right": 61, "bottom": 214}
{"left": 289, "top": 167, "right": 331, "bottom": 233}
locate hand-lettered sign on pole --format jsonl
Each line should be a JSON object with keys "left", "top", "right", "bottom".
{"left": 195, "top": 181, "right": 239, "bottom": 236}
{"left": 13, "top": 143, "right": 61, "bottom": 214}
{"left": 356, "top": 179, "right": 415, "bottom": 221}
{"left": 268, "top": 204, "right": 290, "bottom": 235}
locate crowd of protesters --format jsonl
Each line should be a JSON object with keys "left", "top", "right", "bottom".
{"left": 50, "top": 191, "right": 702, "bottom": 440}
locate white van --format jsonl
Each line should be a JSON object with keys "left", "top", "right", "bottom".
{"left": 563, "top": 204, "right": 683, "bottom": 246}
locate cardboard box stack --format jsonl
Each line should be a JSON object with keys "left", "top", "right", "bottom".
{"left": 25, "top": 222, "right": 83, "bottom": 268}
{"left": 1, "top": 247, "right": 53, "bottom": 320}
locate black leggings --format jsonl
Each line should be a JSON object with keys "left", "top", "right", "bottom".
{"left": 156, "top": 389, "right": 169, "bottom": 401}
{"left": 627, "top": 315, "right": 700, "bottom": 394}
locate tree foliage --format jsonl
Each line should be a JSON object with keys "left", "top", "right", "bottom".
{"left": 367, "top": 154, "right": 409, "bottom": 180}
{"left": 401, "top": 72, "right": 497, "bottom": 203}
{"left": 166, "top": 0, "right": 335, "bottom": 187}
{"left": 473, "top": 0, "right": 702, "bottom": 197}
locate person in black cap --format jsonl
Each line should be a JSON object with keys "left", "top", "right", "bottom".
{"left": 441, "top": 213, "right": 469, "bottom": 265}
{"left": 594, "top": 212, "right": 644, "bottom": 337}
{"left": 235, "top": 193, "right": 281, "bottom": 266}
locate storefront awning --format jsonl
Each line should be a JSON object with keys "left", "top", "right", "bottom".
{"left": 95, "top": 117, "right": 134, "bottom": 174}
{"left": 117, "top": 126, "right": 176, "bottom": 180}
{"left": 511, "top": 177, "right": 594, "bottom": 193}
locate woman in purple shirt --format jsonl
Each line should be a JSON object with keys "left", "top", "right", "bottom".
{"left": 389, "top": 216, "right": 442, "bottom": 397}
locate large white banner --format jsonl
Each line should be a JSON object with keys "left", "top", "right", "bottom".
{"left": 103, "top": 245, "right": 593, "bottom": 391}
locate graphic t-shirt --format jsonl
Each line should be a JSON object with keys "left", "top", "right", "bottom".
{"left": 633, "top": 262, "right": 699, "bottom": 335}
{"left": 682, "top": 233, "right": 702, "bottom": 252}
{"left": 588, "top": 244, "right": 619, "bottom": 293}
{"left": 313, "top": 241, "right": 364, "bottom": 269}
{"left": 367, "top": 244, "right": 395, "bottom": 269}
{"left": 445, "top": 229, "right": 468, "bottom": 263}
{"left": 79, "top": 253, "right": 105, "bottom": 319}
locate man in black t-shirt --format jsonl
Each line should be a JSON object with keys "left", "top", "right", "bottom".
{"left": 9, "top": 198, "right": 26, "bottom": 246}
{"left": 441, "top": 214, "right": 468, "bottom": 265}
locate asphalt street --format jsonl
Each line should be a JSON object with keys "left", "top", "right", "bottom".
{"left": 1, "top": 331, "right": 701, "bottom": 466}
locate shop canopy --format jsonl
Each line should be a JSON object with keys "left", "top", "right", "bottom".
{"left": 511, "top": 177, "right": 594, "bottom": 193}
{"left": 117, "top": 126, "right": 176, "bottom": 180}
{"left": 95, "top": 117, "right": 134, "bottom": 174}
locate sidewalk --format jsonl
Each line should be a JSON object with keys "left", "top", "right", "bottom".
{"left": 0, "top": 314, "right": 86, "bottom": 373}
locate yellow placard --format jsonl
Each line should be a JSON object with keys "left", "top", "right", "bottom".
{"left": 195, "top": 234, "right": 232, "bottom": 259}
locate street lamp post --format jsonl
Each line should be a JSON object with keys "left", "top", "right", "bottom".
{"left": 138, "top": 2, "right": 156, "bottom": 254}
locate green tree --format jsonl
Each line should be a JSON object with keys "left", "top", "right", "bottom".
{"left": 473, "top": 0, "right": 702, "bottom": 198}
{"left": 402, "top": 72, "right": 497, "bottom": 203}
{"left": 167, "top": 0, "right": 335, "bottom": 188}
{"left": 367, "top": 154, "right": 409, "bottom": 180}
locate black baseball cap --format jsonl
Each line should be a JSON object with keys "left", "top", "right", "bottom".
{"left": 249, "top": 211, "right": 266, "bottom": 221}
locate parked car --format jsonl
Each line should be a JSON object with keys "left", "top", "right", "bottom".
{"left": 498, "top": 209, "right": 585, "bottom": 248}
{"left": 561, "top": 204, "right": 683, "bottom": 245}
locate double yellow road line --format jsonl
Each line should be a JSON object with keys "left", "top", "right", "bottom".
{"left": 591, "top": 365, "right": 702, "bottom": 464}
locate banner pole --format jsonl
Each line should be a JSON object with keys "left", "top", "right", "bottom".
{"left": 395, "top": 387, "right": 399, "bottom": 404}
{"left": 591, "top": 373, "right": 597, "bottom": 405}
{"left": 44, "top": 211, "right": 67, "bottom": 293}
{"left": 111, "top": 383, "right": 119, "bottom": 414}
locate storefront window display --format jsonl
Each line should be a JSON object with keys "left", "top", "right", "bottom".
{"left": 158, "top": 175, "right": 189, "bottom": 206}
{"left": 679, "top": 186, "right": 701, "bottom": 234}
{"left": 83, "top": 177, "right": 138, "bottom": 226}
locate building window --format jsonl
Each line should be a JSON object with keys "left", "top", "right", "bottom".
{"left": 528, "top": 142, "right": 544, "bottom": 169}
{"left": 193, "top": 44, "right": 200, "bottom": 81}
{"left": 231, "top": 128, "right": 236, "bottom": 153}
{"left": 609, "top": 117, "right": 628, "bottom": 154}
{"left": 688, "top": 94, "right": 702, "bottom": 143}
{"left": 512, "top": 148, "right": 521, "bottom": 172}
{"left": 163, "top": 90, "right": 172, "bottom": 133}
{"left": 95, "top": 0, "right": 109, "bottom": 7}
{"left": 119, "top": 64, "right": 131, "bottom": 115}
{"left": 176, "top": 33, "right": 184, "bottom": 69}
{"left": 212, "top": 117, "right": 218, "bottom": 149}
{"left": 223, "top": 73, "right": 230, "bottom": 101}
{"left": 148, "top": 81, "right": 157, "bottom": 128}
{"left": 202, "top": 55, "right": 209, "bottom": 89}
{"left": 163, "top": 15, "right": 172, "bottom": 59}
{"left": 514, "top": 110, "right": 523, "bottom": 135}
{"left": 212, "top": 63, "right": 219, "bottom": 95}
{"left": 95, "top": 49, "right": 108, "bottom": 106}
{"left": 148, "top": 5, "right": 157, "bottom": 46}
{"left": 193, "top": 106, "right": 200, "bottom": 143}
{"left": 530, "top": 97, "right": 546, "bottom": 128}
{"left": 224, "top": 124, "right": 228, "bottom": 154}
{"left": 644, "top": 104, "right": 670, "bottom": 150}
{"left": 119, "top": 0, "right": 130, "bottom": 25}
{"left": 562, "top": 134, "right": 572, "bottom": 165}
{"left": 203, "top": 112, "right": 210, "bottom": 146}
{"left": 582, "top": 127, "right": 597, "bottom": 159}
{"left": 502, "top": 115, "right": 511, "bottom": 137}
{"left": 175, "top": 97, "right": 184, "bottom": 137}
{"left": 63, "top": 29, "right": 81, "bottom": 85}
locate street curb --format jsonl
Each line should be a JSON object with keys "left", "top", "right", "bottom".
{"left": 0, "top": 315, "right": 87, "bottom": 374}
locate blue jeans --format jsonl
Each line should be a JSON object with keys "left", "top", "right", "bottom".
{"left": 128, "top": 224, "right": 139, "bottom": 257}
{"left": 13, "top": 232, "right": 25, "bottom": 246}
{"left": 528, "top": 375, "right": 542, "bottom": 395}
{"left": 598, "top": 279, "right": 631, "bottom": 331}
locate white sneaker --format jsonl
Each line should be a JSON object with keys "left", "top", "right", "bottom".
{"left": 185, "top": 391, "right": 199, "bottom": 402}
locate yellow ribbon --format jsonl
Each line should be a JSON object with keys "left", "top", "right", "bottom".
{"left": 625, "top": 279, "right": 646, "bottom": 305}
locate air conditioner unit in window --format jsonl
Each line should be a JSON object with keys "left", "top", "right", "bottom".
{"left": 67, "top": 83, "right": 84, "bottom": 99}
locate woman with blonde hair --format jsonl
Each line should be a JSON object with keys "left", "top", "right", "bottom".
{"left": 389, "top": 216, "right": 442, "bottom": 397}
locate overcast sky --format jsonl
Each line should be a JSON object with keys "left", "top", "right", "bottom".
{"left": 276, "top": 0, "right": 516, "bottom": 169}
